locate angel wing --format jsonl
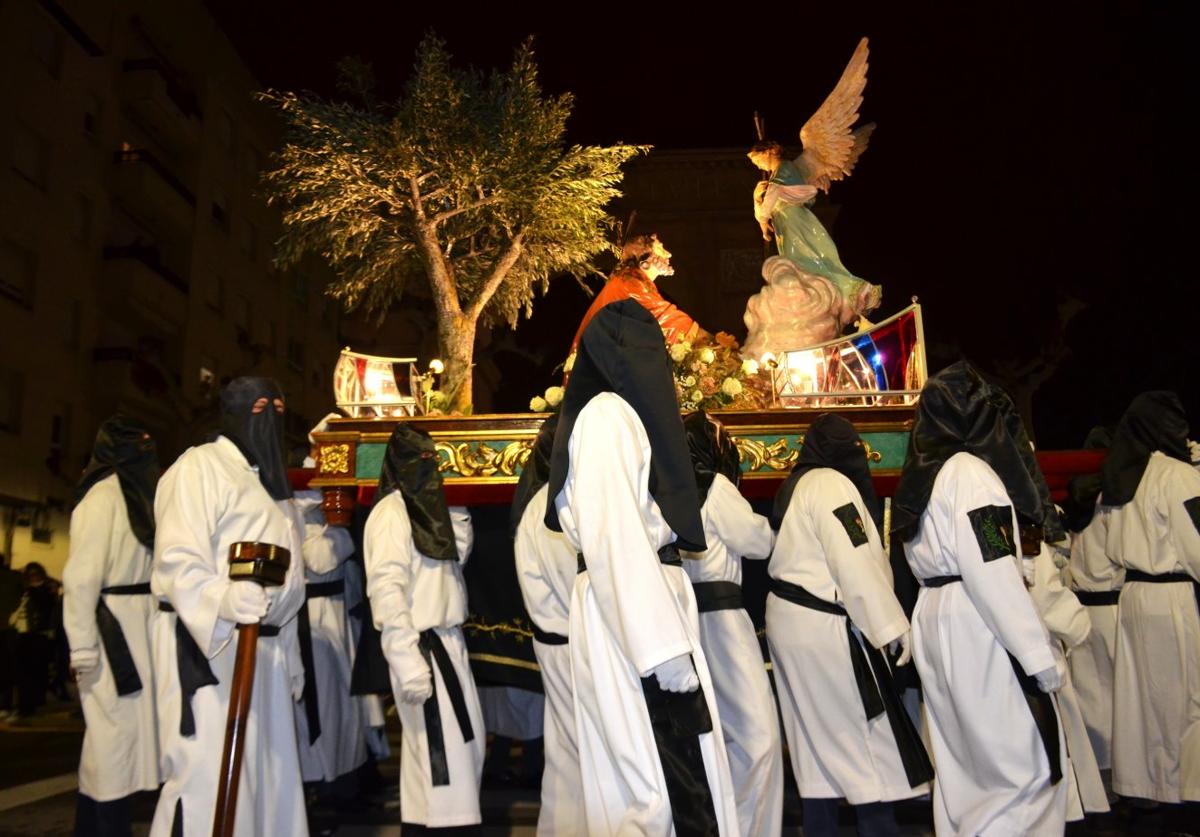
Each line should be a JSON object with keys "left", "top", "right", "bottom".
{"left": 798, "top": 37, "right": 875, "bottom": 193}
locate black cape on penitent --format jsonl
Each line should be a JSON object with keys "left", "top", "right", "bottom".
{"left": 219, "top": 376, "right": 292, "bottom": 500}
{"left": 682, "top": 410, "right": 742, "bottom": 504}
{"left": 1099, "top": 391, "right": 1190, "bottom": 508}
{"left": 771, "top": 413, "right": 882, "bottom": 536}
{"left": 1062, "top": 425, "right": 1114, "bottom": 533}
{"left": 378, "top": 423, "right": 457, "bottom": 561}
{"left": 892, "top": 361, "right": 1059, "bottom": 543}
{"left": 76, "top": 415, "right": 159, "bottom": 549}
{"left": 545, "top": 298, "right": 706, "bottom": 553}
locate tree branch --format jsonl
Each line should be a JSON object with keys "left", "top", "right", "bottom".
{"left": 467, "top": 231, "right": 525, "bottom": 320}
{"left": 409, "top": 175, "right": 461, "bottom": 314}
{"left": 433, "top": 193, "right": 504, "bottom": 226}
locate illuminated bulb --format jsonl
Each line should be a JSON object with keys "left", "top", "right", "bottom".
{"left": 761, "top": 351, "right": 778, "bottom": 368}
{"left": 428, "top": 359, "right": 445, "bottom": 374}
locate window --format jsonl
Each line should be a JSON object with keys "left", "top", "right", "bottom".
{"left": 30, "top": 15, "right": 63, "bottom": 79}
{"left": 69, "top": 193, "right": 93, "bottom": 244}
{"left": 287, "top": 337, "right": 305, "bottom": 372}
{"left": 49, "top": 401, "right": 72, "bottom": 469}
{"left": 0, "top": 368, "right": 24, "bottom": 433}
{"left": 61, "top": 299, "right": 81, "bottom": 348}
{"left": 243, "top": 145, "right": 260, "bottom": 179}
{"left": 0, "top": 239, "right": 37, "bottom": 308}
{"left": 11, "top": 125, "right": 51, "bottom": 190}
{"left": 238, "top": 218, "right": 257, "bottom": 262}
{"left": 291, "top": 272, "right": 308, "bottom": 307}
{"left": 217, "top": 109, "right": 234, "bottom": 157}
{"left": 204, "top": 272, "right": 224, "bottom": 312}
{"left": 82, "top": 94, "right": 103, "bottom": 139}
{"left": 210, "top": 186, "right": 229, "bottom": 230}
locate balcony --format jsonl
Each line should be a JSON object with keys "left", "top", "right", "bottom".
{"left": 101, "top": 244, "right": 189, "bottom": 334}
{"left": 111, "top": 147, "right": 196, "bottom": 235}
{"left": 119, "top": 58, "right": 201, "bottom": 154}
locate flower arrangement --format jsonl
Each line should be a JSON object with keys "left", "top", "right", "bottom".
{"left": 529, "top": 385, "right": 565, "bottom": 413}
{"left": 670, "top": 332, "right": 770, "bottom": 411}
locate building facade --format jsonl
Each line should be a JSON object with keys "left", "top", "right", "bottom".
{"left": 0, "top": 0, "right": 342, "bottom": 575}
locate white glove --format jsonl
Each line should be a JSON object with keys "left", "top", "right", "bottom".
{"left": 218, "top": 581, "right": 268, "bottom": 625}
{"left": 888, "top": 630, "right": 913, "bottom": 667}
{"left": 1033, "top": 658, "right": 1067, "bottom": 693}
{"left": 70, "top": 647, "right": 100, "bottom": 675}
{"left": 652, "top": 654, "right": 699, "bottom": 693}
{"left": 399, "top": 668, "right": 433, "bottom": 705}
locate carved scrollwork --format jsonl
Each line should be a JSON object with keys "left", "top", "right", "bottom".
{"left": 735, "top": 437, "right": 799, "bottom": 472}
{"left": 435, "top": 440, "right": 533, "bottom": 478}
{"left": 317, "top": 443, "right": 351, "bottom": 476}
{"left": 863, "top": 442, "right": 883, "bottom": 463}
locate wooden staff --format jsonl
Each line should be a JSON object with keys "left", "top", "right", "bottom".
{"left": 212, "top": 542, "right": 291, "bottom": 837}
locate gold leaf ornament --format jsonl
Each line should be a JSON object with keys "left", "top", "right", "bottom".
{"left": 317, "top": 444, "right": 351, "bottom": 475}
{"left": 435, "top": 440, "right": 533, "bottom": 478}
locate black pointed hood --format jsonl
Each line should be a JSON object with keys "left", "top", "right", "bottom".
{"left": 772, "top": 413, "right": 882, "bottom": 535}
{"left": 510, "top": 414, "right": 558, "bottom": 538}
{"left": 683, "top": 410, "right": 742, "bottom": 504}
{"left": 1062, "top": 426, "right": 1114, "bottom": 533}
{"left": 892, "top": 361, "right": 1057, "bottom": 542}
{"left": 75, "top": 415, "right": 158, "bottom": 548}
{"left": 545, "top": 298, "right": 706, "bottom": 552}
{"left": 220, "top": 377, "right": 291, "bottom": 500}
{"left": 379, "top": 423, "right": 457, "bottom": 561}
{"left": 1100, "top": 391, "right": 1190, "bottom": 507}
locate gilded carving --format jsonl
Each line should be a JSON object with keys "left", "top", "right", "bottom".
{"left": 733, "top": 434, "right": 882, "bottom": 472}
{"left": 317, "top": 443, "right": 351, "bottom": 475}
{"left": 435, "top": 439, "right": 532, "bottom": 478}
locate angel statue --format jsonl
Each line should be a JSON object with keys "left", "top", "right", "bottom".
{"left": 743, "top": 37, "right": 881, "bottom": 358}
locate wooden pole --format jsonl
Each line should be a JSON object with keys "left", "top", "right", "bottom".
{"left": 212, "top": 622, "right": 260, "bottom": 837}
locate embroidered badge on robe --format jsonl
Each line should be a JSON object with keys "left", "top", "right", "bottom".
{"left": 832, "top": 503, "right": 869, "bottom": 547}
{"left": 1185, "top": 496, "right": 1200, "bottom": 534}
{"left": 967, "top": 504, "right": 1017, "bottom": 562}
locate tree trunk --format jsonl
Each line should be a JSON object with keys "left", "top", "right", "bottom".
{"left": 438, "top": 312, "right": 477, "bottom": 414}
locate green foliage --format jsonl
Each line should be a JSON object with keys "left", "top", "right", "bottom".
{"left": 260, "top": 35, "right": 646, "bottom": 330}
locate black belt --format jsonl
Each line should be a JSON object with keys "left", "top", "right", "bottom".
{"left": 921, "top": 575, "right": 963, "bottom": 588}
{"left": 1122, "top": 569, "right": 1200, "bottom": 615}
{"left": 296, "top": 579, "right": 345, "bottom": 745}
{"left": 531, "top": 622, "right": 568, "bottom": 646}
{"left": 768, "top": 577, "right": 934, "bottom": 789}
{"left": 693, "top": 581, "right": 744, "bottom": 613}
{"left": 1074, "top": 590, "right": 1121, "bottom": 607}
{"left": 419, "top": 628, "right": 476, "bottom": 786}
{"left": 95, "top": 583, "right": 151, "bottom": 696}
{"left": 349, "top": 597, "right": 391, "bottom": 696}
{"left": 578, "top": 543, "right": 683, "bottom": 575}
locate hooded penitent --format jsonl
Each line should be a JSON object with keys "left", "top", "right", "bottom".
{"left": 509, "top": 414, "right": 559, "bottom": 537}
{"left": 1099, "top": 391, "right": 1190, "bottom": 507}
{"left": 771, "top": 413, "right": 882, "bottom": 535}
{"left": 378, "top": 423, "right": 457, "bottom": 561}
{"left": 1061, "top": 425, "right": 1114, "bottom": 533}
{"left": 75, "top": 415, "right": 159, "bottom": 548}
{"left": 682, "top": 410, "right": 742, "bottom": 504}
{"left": 891, "top": 361, "right": 1058, "bottom": 543}
{"left": 545, "top": 298, "right": 707, "bottom": 553}
{"left": 220, "top": 376, "right": 292, "bottom": 500}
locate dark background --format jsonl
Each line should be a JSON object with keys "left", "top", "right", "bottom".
{"left": 204, "top": 1, "right": 1193, "bottom": 447}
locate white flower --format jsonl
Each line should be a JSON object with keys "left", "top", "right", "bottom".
{"left": 682, "top": 401, "right": 695, "bottom": 410}
{"left": 699, "top": 348, "right": 716, "bottom": 364}
{"left": 690, "top": 389, "right": 704, "bottom": 403}
{"left": 721, "top": 377, "right": 743, "bottom": 397}
{"left": 428, "top": 358, "right": 445, "bottom": 374}
{"left": 530, "top": 396, "right": 548, "bottom": 412}
{"left": 741, "top": 358, "right": 760, "bottom": 375}
{"left": 682, "top": 375, "right": 697, "bottom": 387}
{"left": 669, "top": 342, "right": 690, "bottom": 363}
{"left": 544, "top": 386, "right": 565, "bottom": 407}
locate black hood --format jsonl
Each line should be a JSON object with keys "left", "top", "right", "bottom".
{"left": 683, "top": 410, "right": 742, "bottom": 505}
{"left": 509, "top": 414, "right": 558, "bottom": 538}
{"left": 1062, "top": 425, "right": 1114, "bottom": 533}
{"left": 220, "top": 377, "right": 292, "bottom": 500}
{"left": 545, "top": 298, "right": 706, "bottom": 552}
{"left": 1099, "top": 391, "right": 1190, "bottom": 507}
{"left": 379, "top": 423, "right": 457, "bottom": 561}
{"left": 892, "top": 361, "right": 1057, "bottom": 542}
{"left": 772, "top": 413, "right": 882, "bottom": 535}
{"left": 76, "top": 415, "right": 158, "bottom": 549}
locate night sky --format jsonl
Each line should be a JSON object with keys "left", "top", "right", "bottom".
{"left": 205, "top": 1, "right": 1191, "bottom": 447}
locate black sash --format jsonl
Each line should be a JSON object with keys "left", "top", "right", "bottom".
{"left": 578, "top": 543, "right": 682, "bottom": 575}
{"left": 692, "top": 581, "right": 744, "bottom": 613}
{"left": 531, "top": 622, "right": 568, "bottom": 646}
{"left": 912, "top": 576, "right": 1063, "bottom": 784}
{"left": 418, "top": 628, "right": 476, "bottom": 786}
{"left": 349, "top": 597, "right": 391, "bottom": 696}
{"left": 1074, "top": 589, "right": 1121, "bottom": 607}
{"left": 297, "top": 579, "right": 346, "bottom": 745}
{"left": 768, "top": 577, "right": 934, "bottom": 788}
{"left": 640, "top": 668, "right": 719, "bottom": 837}
{"left": 96, "top": 583, "right": 150, "bottom": 696}
{"left": 1123, "top": 569, "right": 1200, "bottom": 615}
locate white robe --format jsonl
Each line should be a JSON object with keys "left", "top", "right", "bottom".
{"left": 293, "top": 491, "right": 367, "bottom": 783}
{"left": 1024, "top": 543, "right": 1110, "bottom": 819}
{"left": 364, "top": 495, "right": 484, "bottom": 827}
{"left": 904, "top": 452, "right": 1067, "bottom": 836}
{"left": 1106, "top": 451, "right": 1200, "bottom": 802}
{"left": 682, "top": 473, "right": 783, "bottom": 836}
{"left": 553, "top": 392, "right": 740, "bottom": 836}
{"left": 768, "top": 467, "right": 926, "bottom": 805}
{"left": 341, "top": 555, "right": 390, "bottom": 760}
{"left": 149, "top": 436, "right": 308, "bottom": 837}
{"left": 514, "top": 482, "right": 585, "bottom": 837}
{"left": 1065, "top": 504, "right": 1121, "bottom": 770}
{"left": 63, "top": 473, "right": 161, "bottom": 801}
